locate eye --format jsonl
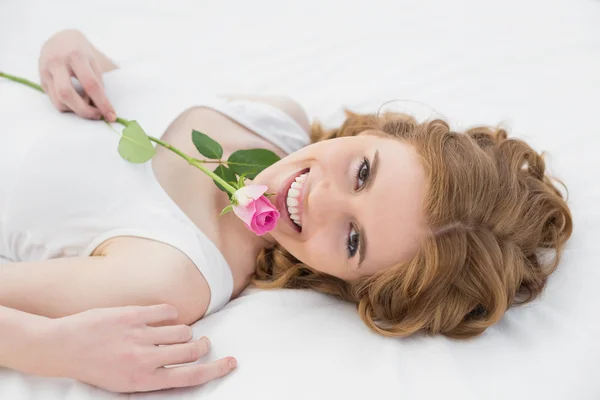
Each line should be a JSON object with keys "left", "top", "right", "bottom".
{"left": 354, "top": 157, "right": 370, "bottom": 190}
{"left": 346, "top": 224, "right": 360, "bottom": 258}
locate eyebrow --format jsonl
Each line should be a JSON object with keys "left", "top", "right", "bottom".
{"left": 358, "top": 149, "right": 379, "bottom": 268}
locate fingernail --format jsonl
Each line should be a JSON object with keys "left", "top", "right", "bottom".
{"left": 201, "top": 336, "right": 210, "bottom": 346}
{"left": 228, "top": 358, "right": 237, "bottom": 369}
{"left": 108, "top": 112, "right": 116, "bottom": 121}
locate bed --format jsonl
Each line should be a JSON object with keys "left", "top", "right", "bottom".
{"left": 1, "top": 0, "right": 599, "bottom": 399}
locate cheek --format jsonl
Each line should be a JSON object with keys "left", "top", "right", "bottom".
{"left": 279, "top": 236, "right": 322, "bottom": 266}
{"left": 287, "top": 231, "right": 344, "bottom": 275}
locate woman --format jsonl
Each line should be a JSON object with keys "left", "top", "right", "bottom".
{"left": 0, "top": 29, "right": 573, "bottom": 392}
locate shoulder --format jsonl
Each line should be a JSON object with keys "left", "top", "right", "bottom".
{"left": 93, "top": 236, "right": 211, "bottom": 324}
{"left": 224, "top": 95, "right": 311, "bottom": 135}
{"left": 261, "top": 96, "right": 311, "bottom": 134}
{"left": 184, "top": 95, "right": 311, "bottom": 158}
{"left": 92, "top": 236, "right": 191, "bottom": 265}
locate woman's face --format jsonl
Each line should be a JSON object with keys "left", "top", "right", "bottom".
{"left": 254, "top": 132, "right": 427, "bottom": 280}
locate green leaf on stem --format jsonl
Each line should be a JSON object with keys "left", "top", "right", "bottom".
{"left": 213, "top": 165, "right": 237, "bottom": 193}
{"left": 237, "top": 173, "right": 248, "bottom": 188}
{"left": 118, "top": 121, "right": 155, "bottom": 163}
{"left": 227, "top": 149, "right": 280, "bottom": 179}
{"left": 219, "top": 204, "right": 234, "bottom": 216}
{"left": 192, "top": 130, "right": 223, "bottom": 160}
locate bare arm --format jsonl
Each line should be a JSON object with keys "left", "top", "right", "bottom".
{"left": 0, "top": 238, "right": 210, "bottom": 325}
{"left": 0, "top": 305, "right": 49, "bottom": 374}
{"left": 225, "top": 95, "right": 311, "bottom": 134}
{"left": 0, "top": 304, "right": 236, "bottom": 392}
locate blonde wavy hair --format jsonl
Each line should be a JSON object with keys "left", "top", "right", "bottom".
{"left": 253, "top": 110, "right": 573, "bottom": 339}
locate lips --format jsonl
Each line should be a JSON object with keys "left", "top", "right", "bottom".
{"left": 276, "top": 168, "right": 309, "bottom": 233}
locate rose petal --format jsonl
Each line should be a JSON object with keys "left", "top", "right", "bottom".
{"left": 256, "top": 213, "right": 268, "bottom": 226}
{"left": 232, "top": 201, "right": 256, "bottom": 227}
{"left": 232, "top": 195, "right": 279, "bottom": 235}
{"left": 234, "top": 185, "right": 268, "bottom": 206}
{"left": 254, "top": 196, "right": 276, "bottom": 213}
{"left": 254, "top": 211, "right": 278, "bottom": 235}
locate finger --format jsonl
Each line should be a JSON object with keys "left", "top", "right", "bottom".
{"left": 40, "top": 78, "right": 49, "bottom": 94}
{"left": 49, "top": 64, "right": 101, "bottom": 120}
{"left": 46, "top": 79, "right": 70, "bottom": 112}
{"left": 153, "top": 357, "right": 237, "bottom": 390}
{"left": 150, "top": 325, "right": 194, "bottom": 345}
{"left": 39, "top": 61, "right": 54, "bottom": 94}
{"left": 70, "top": 54, "right": 115, "bottom": 121}
{"left": 89, "top": 58, "right": 104, "bottom": 86}
{"left": 137, "top": 304, "right": 179, "bottom": 325}
{"left": 155, "top": 337, "right": 211, "bottom": 367}
{"left": 40, "top": 65, "right": 64, "bottom": 110}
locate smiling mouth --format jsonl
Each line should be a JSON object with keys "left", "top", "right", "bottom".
{"left": 279, "top": 168, "right": 309, "bottom": 233}
{"left": 286, "top": 171, "right": 309, "bottom": 229}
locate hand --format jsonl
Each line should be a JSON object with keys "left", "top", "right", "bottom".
{"left": 38, "top": 304, "right": 237, "bottom": 393}
{"left": 38, "top": 29, "right": 116, "bottom": 121}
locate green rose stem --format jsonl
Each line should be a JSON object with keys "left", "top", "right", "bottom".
{"left": 0, "top": 71, "right": 238, "bottom": 195}
{"left": 0, "top": 72, "right": 43, "bottom": 91}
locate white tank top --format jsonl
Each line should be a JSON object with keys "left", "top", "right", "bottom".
{"left": 0, "top": 66, "right": 310, "bottom": 315}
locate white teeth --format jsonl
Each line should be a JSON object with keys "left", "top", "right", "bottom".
{"left": 295, "top": 174, "right": 307, "bottom": 182}
{"left": 290, "top": 213, "right": 302, "bottom": 227}
{"left": 287, "top": 171, "right": 308, "bottom": 229}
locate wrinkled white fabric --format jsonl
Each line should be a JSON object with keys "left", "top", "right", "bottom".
{"left": 0, "top": 0, "right": 599, "bottom": 399}
{"left": 0, "top": 68, "right": 308, "bottom": 315}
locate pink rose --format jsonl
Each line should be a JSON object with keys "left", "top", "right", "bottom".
{"left": 232, "top": 185, "right": 280, "bottom": 235}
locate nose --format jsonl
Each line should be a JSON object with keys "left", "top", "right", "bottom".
{"left": 306, "top": 174, "right": 348, "bottom": 226}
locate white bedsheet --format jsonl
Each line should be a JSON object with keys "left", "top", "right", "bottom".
{"left": 1, "top": 0, "right": 600, "bottom": 399}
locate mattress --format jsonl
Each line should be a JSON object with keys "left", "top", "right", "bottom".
{"left": 1, "top": 0, "right": 599, "bottom": 399}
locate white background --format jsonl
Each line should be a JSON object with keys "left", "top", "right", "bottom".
{"left": 1, "top": 1, "right": 600, "bottom": 399}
